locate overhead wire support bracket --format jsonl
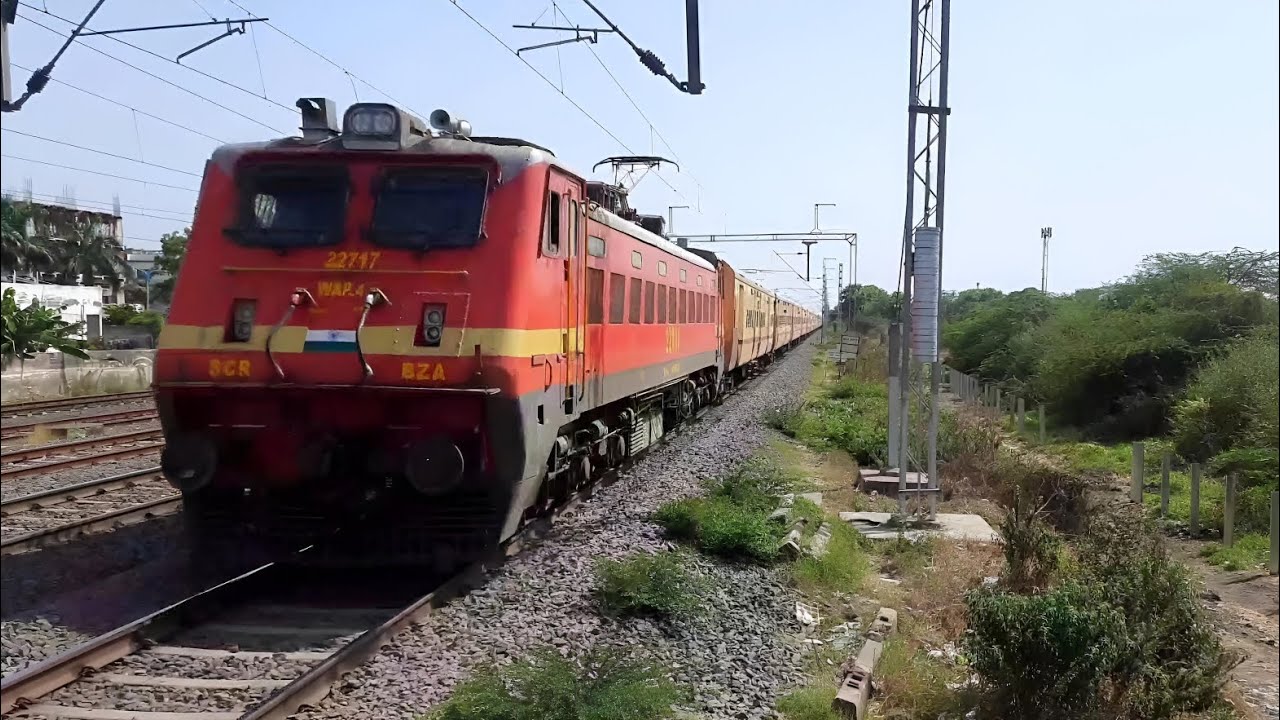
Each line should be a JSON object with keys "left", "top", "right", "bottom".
{"left": 78, "top": 17, "right": 268, "bottom": 63}
{"left": 512, "top": 22, "right": 614, "bottom": 55}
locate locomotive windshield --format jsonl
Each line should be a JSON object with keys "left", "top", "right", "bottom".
{"left": 228, "top": 167, "right": 348, "bottom": 248}
{"left": 370, "top": 168, "right": 487, "bottom": 249}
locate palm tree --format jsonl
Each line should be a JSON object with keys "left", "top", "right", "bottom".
{"left": 0, "top": 198, "right": 54, "bottom": 279}
{"left": 45, "top": 215, "right": 133, "bottom": 290}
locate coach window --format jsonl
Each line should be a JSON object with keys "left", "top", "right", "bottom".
{"left": 609, "top": 273, "right": 626, "bottom": 323}
{"left": 644, "top": 281, "right": 656, "bottom": 323}
{"left": 543, "top": 192, "right": 562, "bottom": 256}
{"left": 631, "top": 250, "right": 643, "bottom": 269}
{"left": 588, "top": 235, "right": 606, "bottom": 257}
{"left": 658, "top": 261, "right": 668, "bottom": 277}
{"left": 587, "top": 268, "right": 604, "bottom": 324}
{"left": 668, "top": 287, "right": 677, "bottom": 323}
{"left": 657, "top": 283, "right": 668, "bottom": 323}
{"left": 680, "top": 268, "right": 687, "bottom": 283}
{"left": 629, "top": 274, "right": 645, "bottom": 322}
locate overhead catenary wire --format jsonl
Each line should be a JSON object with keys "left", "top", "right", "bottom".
{"left": 17, "top": 5, "right": 296, "bottom": 123}
{"left": 1, "top": 155, "right": 200, "bottom": 193}
{"left": 222, "top": 0, "right": 426, "bottom": 117}
{"left": 3, "top": 128, "right": 204, "bottom": 178}
{"left": 9, "top": 62, "right": 226, "bottom": 144}
{"left": 446, "top": 0, "right": 694, "bottom": 205}
{"left": 18, "top": 12, "right": 288, "bottom": 134}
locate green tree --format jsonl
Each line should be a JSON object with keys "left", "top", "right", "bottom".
{"left": 45, "top": 215, "right": 132, "bottom": 290}
{"left": 1, "top": 287, "right": 90, "bottom": 375}
{"left": 150, "top": 228, "right": 190, "bottom": 305}
{"left": 1, "top": 198, "right": 54, "bottom": 276}
{"left": 839, "top": 283, "right": 899, "bottom": 323}
{"left": 943, "top": 286, "right": 1005, "bottom": 321}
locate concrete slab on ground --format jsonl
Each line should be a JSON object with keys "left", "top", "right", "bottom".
{"left": 838, "top": 511, "right": 1000, "bottom": 543}
{"left": 860, "top": 472, "right": 928, "bottom": 497}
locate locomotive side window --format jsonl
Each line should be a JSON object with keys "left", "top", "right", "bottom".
{"left": 631, "top": 251, "right": 643, "bottom": 269}
{"left": 629, "top": 278, "right": 642, "bottom": 323}
{"left": 657, "top": 261, "right": 668, "bottom": 277}
{"left": 230, "top": 167, "right": 348, "bottom": 247}
{"left": 644, "top": 281, "right": 656, "bottom": 324}
{"left": 679, "top": 289, "right": 687, "bottom": 324}
{"left": 657, "top": 283, "right": 668, "bottom": 323}
{"left": 544, "top": 192, "right": 562, "bottom": 256}
{"left": 609, "top": 273, "right": 626, "bottom": 324}
{"left": 372, "top": 168, "right": 488, "bottom": 249}
{"left": 587, "top": 235, "right": 606, "bottom": 257}
{"left": 587, "top": 268, "right": 604, "bottom": 324}
{"left": 668, "top": 287, "right": 677, "bottom": 323}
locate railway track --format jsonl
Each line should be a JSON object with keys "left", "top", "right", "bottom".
{"left": 0, "top": 392, "right": 154, "bottom": 421}
{"left": 0, "top": 368, "right": 764, "bottom": 718}
{"left": 0, "top": 430, "right": 165, "bottom": 482}
{"left": 1, "top": 467, "right": 179, "bottom": 556}
{"left": 0, "top": 409, "right": 160, "bottom": 441}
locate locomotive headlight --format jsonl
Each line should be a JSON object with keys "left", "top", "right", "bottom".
{"left": 346, "top": 105, "right": 398, "bottom": 136}
{"left": 418, "top": 303, "right": 446, "bottom": 347}
{"left": 229, "top": 299, "right": 256, "bottom": 342}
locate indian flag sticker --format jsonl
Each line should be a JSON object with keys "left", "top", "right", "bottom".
{"left": 303, "top": 329, "right": 358, "bottom": 353}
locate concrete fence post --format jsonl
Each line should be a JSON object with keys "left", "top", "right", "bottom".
{"left": 1016, "top": 397, "right": 1026, "bottom": 434}
{"left": 1224, "top": 473, "right": 1237, "bottom": 548}
{"left": 1038, "top": 405, "right": 1046, "bottom": 444}
{"left": 1270, "top": 491, "right": 1278, "bottom": 576}
{"left": 1160, "top": 451, "right": 1171, "bottom": 518}
{"left": 1190, "top": 463, "right": 1201, "bottom": 536}
{"left": 994, "top": 387, "right": 1002, "bottom": 414}
{"left": 1130, "top": 442, "right": 1144, "bottom": 504}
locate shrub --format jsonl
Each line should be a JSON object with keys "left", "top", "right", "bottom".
{"left": 594, "top": 552, "right": 704, "bottom": 618}
{"left": 426, "top": 648, "right": 683, "bottom": 720}
{"left": 965, "top": 581, "right": 1125, "bottom": 718}
{"left": 696, "top": 498, "right": 780, "bottom": 562}
{"left": 1171, "top": 327, "right": 1278, "bottom": 462}
{"left": 775, "top": 685, "right": 839, "bottom": 720}
{"left": 998, "top": 499, "right": 1063, "bottom": 593}
{"left": 654, "top": 461, "right": 796, "bottom": 564}
{"left": 651, "top": 498, "right": 702, "bottom": 541}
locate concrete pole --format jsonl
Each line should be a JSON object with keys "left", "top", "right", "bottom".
{"left": 1160, "top": 451, "right": 1171, "bottom": 518}
{"left": 887, "top": 323, "right": 901, "bottom": 470}
{"left": 1190, "top": 463, "right": 1201, "bottom": 536}
{"left": 1038, "top": 405, "right": 1046, "bottom": 444}
{"left": 1224, "top": 473, "right": 1237, "bottom": 547}
{"left": 1131, "top": 442, "right": 1145, "bottom": 504}
{"left": 1016, "top": 397, "right": 1025, "bottom": 434}
{"left": 994, "top": 387, "right": 1002, "bottom": 414}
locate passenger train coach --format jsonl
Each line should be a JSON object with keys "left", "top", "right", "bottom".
{"left": 154, "top": 99, "right": 819, "bottom": 566}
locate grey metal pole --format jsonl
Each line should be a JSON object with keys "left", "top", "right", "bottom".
{"left": 896, "top": 0, "right": 922, "bottom": 517}
{"left": 1224, "top": 473, "right": 1237, "bottom": 547}
{"left": 1160, "top": 451, "right": 1171, "bottom": 518}
{"left": 1190, "top": 463, "right": 1201, "bottom": 536}
{"left": 887, "top": 323, "right": 902, "bottom": 471}
{"left": 925, "top": 0, "right": 950, "bottom": 520}
{"left": 1131, "top": 442, "right": 1144, "bottom": 504}
{"left": 1269, "top": 491, "right": 1278, "bottom": 575}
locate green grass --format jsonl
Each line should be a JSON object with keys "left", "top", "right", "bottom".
{"left": 874, "top": 639, "right": 971, "bottom": 719}
{"left": 765, "top": 377, "right": 890, "bottom": 466}
{"left": 424, "top": 648, "right": 684, "bottom": 720}
{"left": 875, "top": 532, "right": 938, "bottom": 579}
{"left": 652, "top": 495, "right": 779, "bottom": 563}
{"left": 775, "top": 683, "right": 840, "bottom": 720}
{"left": 791, "top": 521, "right": 870, "bottom": 595}
{"left": 594, "top": 551, "right": 705, "bottom": 618}
{"left": 1199, "top": 533, "right": 1271, "bottom": 571}
{"left": 1045, "top": 440, "right": 1133, "bottom": 476}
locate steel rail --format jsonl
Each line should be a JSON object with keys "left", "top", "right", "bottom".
{"left": 1, "top": 428, "right": 163, "bottom": 463}
{"left": 0, "top": 466, "right": 164, "bottom": 516}
{"left": 0, "top": 391, "right": 153, "bottom": 418}
{"left": 0, "top": 442, "right": 165, "bottom": 481}
{"left": 1, "top": 409, "right": 160, "bottom": 439}
{"left": 0, "top": 494, "right": 182, "bottom": 556}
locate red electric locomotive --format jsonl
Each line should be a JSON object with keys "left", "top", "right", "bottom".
{"left": 155, "top": 99, "right": 816, "bottom": 567}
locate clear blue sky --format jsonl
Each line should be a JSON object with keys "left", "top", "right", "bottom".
{"left": 3, "top": 1, "right": 1277, "bottom": 312}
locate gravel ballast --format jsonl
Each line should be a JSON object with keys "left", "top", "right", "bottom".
{"left": 302, "top": 343, "right": 819, "bottom": 720}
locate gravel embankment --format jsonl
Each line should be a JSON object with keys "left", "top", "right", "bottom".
{"left": 1, "top": 477, "right": 173, "bottom": 537}
{"left": 302, "top": 343, "right": 818, "bottom": 720}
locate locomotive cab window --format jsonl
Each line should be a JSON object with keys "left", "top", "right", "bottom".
{"left": 544, "top": 192, "right": 562, "bottom": 256}
{"left": 229, "top": 166, "right": 348, "bottom": 247}
{"left": 371, "top": 167, "right": 488, "bottom": 250}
